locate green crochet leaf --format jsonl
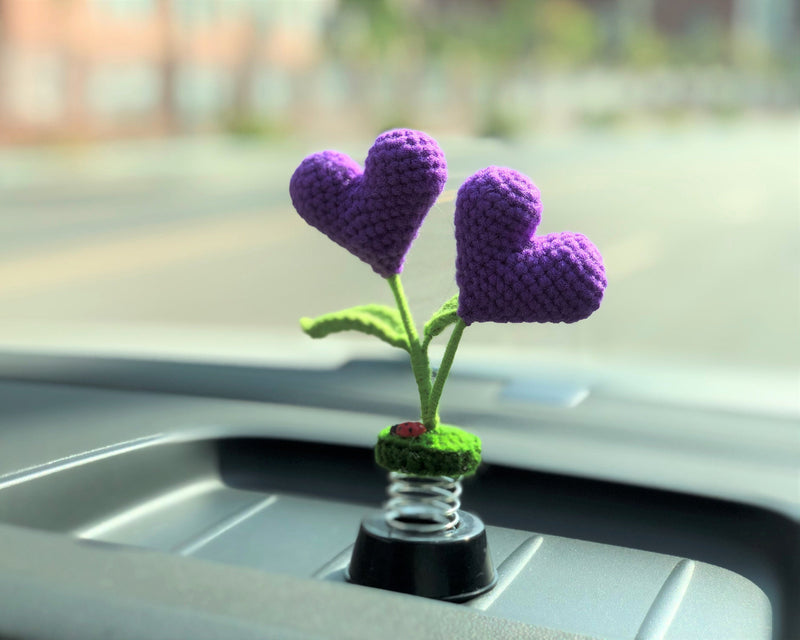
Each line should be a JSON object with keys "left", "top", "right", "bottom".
{"left": 300, "top": 305, "right": 409, "bottom": 352}
{"left": 422, "top": 294, "right": 460, "bottom": 350}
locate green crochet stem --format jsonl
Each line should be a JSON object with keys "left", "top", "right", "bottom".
{"left": 387, "top": 274, "right": 432, "bottom": 424}
{"left": 425, "top": 317, "right": 466, "bottom": 426}
{"left": 387, "top": 275, "right": 466, "bottom": 431}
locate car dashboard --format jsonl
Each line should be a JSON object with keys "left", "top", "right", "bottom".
{"left": 0, "top": 349, "right": 796, "bottom": 640}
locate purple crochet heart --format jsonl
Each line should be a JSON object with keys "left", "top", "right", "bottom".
{"left": 455, "top": 167, "right": 606, "bottom": 325}
{"left": 289, "top": 129, "right": 447, "bottom": 278}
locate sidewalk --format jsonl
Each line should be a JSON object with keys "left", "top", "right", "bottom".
{"left": 0, "top": 135, "right": 307, "bottom": 193}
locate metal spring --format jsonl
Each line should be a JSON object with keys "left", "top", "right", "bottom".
{"left": 383, "top": 472, "right": 462, "bottom": 534}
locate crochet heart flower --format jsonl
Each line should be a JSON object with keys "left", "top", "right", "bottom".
{"left": 289, "top": 129, "right": 447, "bottom": 278}
{"left": 455, "top": 167, "right": 606, "bottom": 325}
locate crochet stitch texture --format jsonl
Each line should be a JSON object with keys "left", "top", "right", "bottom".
{"left": 289, "top": 129, "right": 447, "bottom": 278}
{"left": 455, "top": 166, "right": 606, "bottom": 325}
{"left": 375, "top": 424, "right": 482, "bottom": 476}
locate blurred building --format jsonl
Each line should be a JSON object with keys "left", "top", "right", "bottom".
{"left": 605, "top": 0, "right": 797, "bottom": 54}
{"left": 0, "top": 0, "right": 335, "bottom": 142}
{"left": 0, "top": 0, "right": 795, "bottom": 143}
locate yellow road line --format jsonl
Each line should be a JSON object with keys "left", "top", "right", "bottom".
{"left": 0, "top": 211, "right": 300, "bottom": 298}
{"left": 438, "top": 189, "right": 457, "bottom": 204}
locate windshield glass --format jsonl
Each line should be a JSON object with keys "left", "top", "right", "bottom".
{"left": 0, "top": 0, "right": 797, "bottom": 410}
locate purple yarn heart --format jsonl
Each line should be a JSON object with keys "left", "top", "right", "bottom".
{"left": 455, "top": 167, "right": 606, "bottom": 325}
{"left": 289, "top": 129, "right": 447, "bottom": 278}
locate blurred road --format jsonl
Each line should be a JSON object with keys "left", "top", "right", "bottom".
{"left": 0, "top": 118, "right": 798, "bottom": 372}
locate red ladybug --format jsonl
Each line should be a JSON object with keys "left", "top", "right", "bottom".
{"left": 390, "top": 421, "right": 427, "bottom": 438}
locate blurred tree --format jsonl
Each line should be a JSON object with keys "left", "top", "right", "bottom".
{"left": 324, "top": 0, "right": 424, "bottom": 131}
{"left": 535, "top": 0, "right": 601, "bottom": 67}
{"left": 156, "top": 0, "right": 179, "bottom": 132}
{"left": 622, "top": 27, "right": 669, "bottom": 68}
{"left": 328, "top": 0, "right": 410, "bottom": 60}
{"left": 57, "top": 0, "right": 89, "bottom": 135}
{"left": 677, "top": 16, "right": 728, "bottom": 67}
{"left": 231, "top": 5, "right": 259, "bottom": 121}
{"left": 429, "top": 0, "right": 602, "bottom": 137}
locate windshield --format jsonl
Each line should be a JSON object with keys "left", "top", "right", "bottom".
{"left": 0, "top": 0, "right": 797, "bottom": 412}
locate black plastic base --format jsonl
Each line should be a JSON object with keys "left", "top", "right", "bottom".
{"left": 346, "top": 511, "right": 497, "bottom": 602}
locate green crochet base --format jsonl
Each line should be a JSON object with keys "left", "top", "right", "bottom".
{"left": 374, "top": 424, "right": 481, "bottom": 477}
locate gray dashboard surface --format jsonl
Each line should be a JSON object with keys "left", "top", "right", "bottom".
{"left": 0, "top": 526, "right": 568, "bottom": 640}
{"left": 0, "top": 355, "right": 795, "bottom": 639}
{"left": 0, "top": 431, "right": 771, "bottom": 640}
{"left": 0, "top": 351, "right": 796, "bottom": 521}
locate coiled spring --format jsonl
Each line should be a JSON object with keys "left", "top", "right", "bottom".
{"left": 383, "top": 472, "right": 462, "bottom": 534}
